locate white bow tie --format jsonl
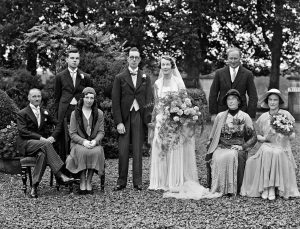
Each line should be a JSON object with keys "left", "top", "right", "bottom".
{"left": 130, "top": 70, "right": 138, "bottom": 75}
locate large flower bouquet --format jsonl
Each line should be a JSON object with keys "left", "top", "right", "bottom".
{"left": 157, "top": 89, "right": 203, "bottom": 155}
{"left": 0, "top": 121, "right": 19, "bottom": 159}
{"left": 270, "top": 113, "right": 294, "bottom": 136}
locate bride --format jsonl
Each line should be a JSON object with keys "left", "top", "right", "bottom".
{"left": 148, "top": 55, "right": 221, "bottom": 199}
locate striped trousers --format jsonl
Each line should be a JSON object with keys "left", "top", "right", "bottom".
{"left": 25, "top": 140, "right": 64, "bottom": 185}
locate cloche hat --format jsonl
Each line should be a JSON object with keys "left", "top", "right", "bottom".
{"left": 222, "top": 89, "right": 242, "bottom": 106}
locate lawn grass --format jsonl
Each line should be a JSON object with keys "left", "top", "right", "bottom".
{"left": 0, "top": 123, "right": 300, "bottom": 228}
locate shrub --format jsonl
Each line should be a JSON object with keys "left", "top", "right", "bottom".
{"left": 0, "top": 89, "right": 19, "bottom": 129}
{"left": 186, "top": 88, "right": 209, "bottom": 123}
{"left": 5, "top": 69, "right": 43, "bottom": 109}
{"left": 0, "top": 67, "right": 15, "bottom": 91}
{"left": 80, "top": 51, "right": 127, "bottom": 98}
{"left": 99, "top": 98, "right": 119, "bottom": 159}
{"left": 0, "top": 121, "right": 19, "bottom": 159}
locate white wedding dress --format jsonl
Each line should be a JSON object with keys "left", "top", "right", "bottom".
{"left": 148, "top": 79, "right": 221, "bottom": 199}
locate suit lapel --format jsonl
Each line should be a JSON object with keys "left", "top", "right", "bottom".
{"left": 135, "top": 70, "right": 143, "bottom": 90}
{"left": 223, "top": 66, "right": 232, "bottom": 89}
{"left": 39, "top": 108, "right": 45, "bottom": 130}
{"left": 75, "top": 70, "right": 82, "bottom": 89}
{"left": 26, "top": 106, "right": 39, "bottom": 127}
{"left": 64, "top": 69, "right": 75, "bottom": 90}
{"left": 124, "top": 69, "right": 135, "bottom": 90}
{"left": 232, "top": 66, "right": 243, "bottom": 88}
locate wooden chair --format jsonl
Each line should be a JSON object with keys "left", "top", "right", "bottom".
{"left": 20, "top": 156, "right": 55, "bottom": 194}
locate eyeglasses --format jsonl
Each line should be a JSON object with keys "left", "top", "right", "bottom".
{"left": 129, "top": 56, "right": 140, "bottom": 60}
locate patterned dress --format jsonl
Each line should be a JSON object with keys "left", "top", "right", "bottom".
{"left": 210, "top": 110, "right": 256, "bottom": 195}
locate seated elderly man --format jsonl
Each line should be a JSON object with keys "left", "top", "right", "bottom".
{"left": 17, "top": 88, "right": 74, "bottom": 198}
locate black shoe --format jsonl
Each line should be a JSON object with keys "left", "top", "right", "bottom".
{"left": 86, "top": 189, "right": 94, "bottom": 195}
{"left": 113, "top": 185, "right": 126, "bottom": 191}
{"left": 78, "top": 189, "right": 87, "bottom": 195}
{"left": 29, "top": 186, "right": 38, "bottom": 198}
{"left": 134, "top": 185, "right": 142, "bottom": 191}
{"left": 57, "top": 174, "right": 74, "bottom": 185}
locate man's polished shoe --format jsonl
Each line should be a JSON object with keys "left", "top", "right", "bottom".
{"left": 134, "top": 185, "right": 142, "bottom": 191}
{"left": 29, "top": 186, "right": 38, "bottom": 198}
{"left": 58, "top": 174, "right": 74, "bottom": 185}
{"left": 113, "top": 185, "right": 126, "bottom": 191}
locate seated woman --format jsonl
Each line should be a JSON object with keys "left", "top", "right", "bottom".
{"left": 241, "top": 89, "right": 300, "bottom": 200}
{"left": 66, "top": 87, "right": 105, "bottom": 194}
{"left": 206, "top": 89, "right": 257, "bottom": 196}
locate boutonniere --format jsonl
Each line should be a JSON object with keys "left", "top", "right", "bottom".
{"left": 142, "top": 74, "right": 147, "bottom": 82}
{"left": 81, "top": 73, "right": 84, "bottom": 79}
{"left": 44, "top": 110, "right": 49, "bottom": 121}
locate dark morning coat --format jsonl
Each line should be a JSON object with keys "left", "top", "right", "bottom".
{"left": 111, "top": 68, "right": 153, "bottom": 126}
{"left": 209, "top": 65, "right": 258, "bottom": 118}
{"left": 17, "top": 105, "right": 61, "bottom": 156}
{"left": 54, "top": 68, "right": 92, "bottom": 121}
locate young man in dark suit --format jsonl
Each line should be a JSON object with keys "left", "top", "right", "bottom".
{"left": 112, "top": 47, "right": 153, "bottom": 191}
{"left": 17, "top": 89, "right": 73, "bottom": 198}
{"left": 207, "top": 47, "right": 258, "bottom": 194}
{"left": 54, "top": 48, "right": 93, "bottom": 160}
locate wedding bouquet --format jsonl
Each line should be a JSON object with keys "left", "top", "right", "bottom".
{"left": 270, "top": 113, "right": 294, "bottom": 136}
{"left": 157, "top": 89, "right": 203, "bottom": 155}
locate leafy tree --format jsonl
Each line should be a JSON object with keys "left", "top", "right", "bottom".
{"left": 203, "top": 0, "right": 300, "bottom": 88}
{"left": 23, "top": 22, "right": 119, "bottom": 74}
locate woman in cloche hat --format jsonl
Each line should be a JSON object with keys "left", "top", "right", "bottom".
{"left": 206, "top": 89, "right": 257, "bottom": 196}
{"left": 66, "top": 87, "right": 105, "bottom": 195}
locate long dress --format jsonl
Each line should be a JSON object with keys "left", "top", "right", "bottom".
{"left": 207, "top": 110, "right": 257, "bottom": 195}
{"left": 240, "top": 110, "right": 300, "bottom": 198}
{"left": 66, "top": 109, "right": 105, "bottom": 176}
{"left": 148, "top": 78, "right": 221, "bottom": 199}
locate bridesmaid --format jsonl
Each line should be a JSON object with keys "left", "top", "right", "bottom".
{"left": 241, "top": 89, "right": 300, "bottom": 200}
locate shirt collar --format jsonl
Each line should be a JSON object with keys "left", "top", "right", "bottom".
{"left": 230, "top": 66, "right": 239, "bottom": 73}
{"left": 128, "top": 66, "right": 138, "bottom": 74}
{"left": 68, "top": 67, "right": 78, "bottom": 74}
{"left": 29, "top": 103, "right": 40, "bottom": 111}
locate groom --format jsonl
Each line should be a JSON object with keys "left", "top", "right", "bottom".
{"left": 112, "top": 47, "right": 153, "bottom": 191}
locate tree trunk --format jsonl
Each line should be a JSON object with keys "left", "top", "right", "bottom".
{"left": 26, "top": 43, "right": 37, "bottom": 76}
{"left": 269, "top": 3, "right": 283, "bottom": 90}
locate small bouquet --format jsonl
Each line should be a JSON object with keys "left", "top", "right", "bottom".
{"left": 157, "top": 89, "right": 203, "bottom": 156}
{"left": 221, "top": 118, "right": 245, "bottom": 140}
{"left": 270, "top": 113, "right": 294, "bottom": 136}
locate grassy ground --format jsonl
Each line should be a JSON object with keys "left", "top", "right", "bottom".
{"left": 0, "top": 123, "right": 300, "bottom": 228}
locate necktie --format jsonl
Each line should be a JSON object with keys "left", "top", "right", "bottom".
{"left": 232, "top": 68, "right": 237, "bottom": 82}
{"left": 71, "top": 71, "right": 77, "bottom": 87}
{"left": 33, "top": 107, "right": 41, "bottom": 126}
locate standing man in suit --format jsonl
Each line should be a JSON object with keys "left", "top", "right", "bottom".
{"left": 207, "top": 46, "right": 258, "bottom": 194}
{"left": 17, "top": 88, "right": 74, "bottom": 198}
{"left": 54, "top": 47, "right": 93, "bottom": 160}
{"left": 112, "top": 47, "right": 153, "bottom": 191}
{"left": 209, "top": 46, "right": 258, "bottom": 122}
